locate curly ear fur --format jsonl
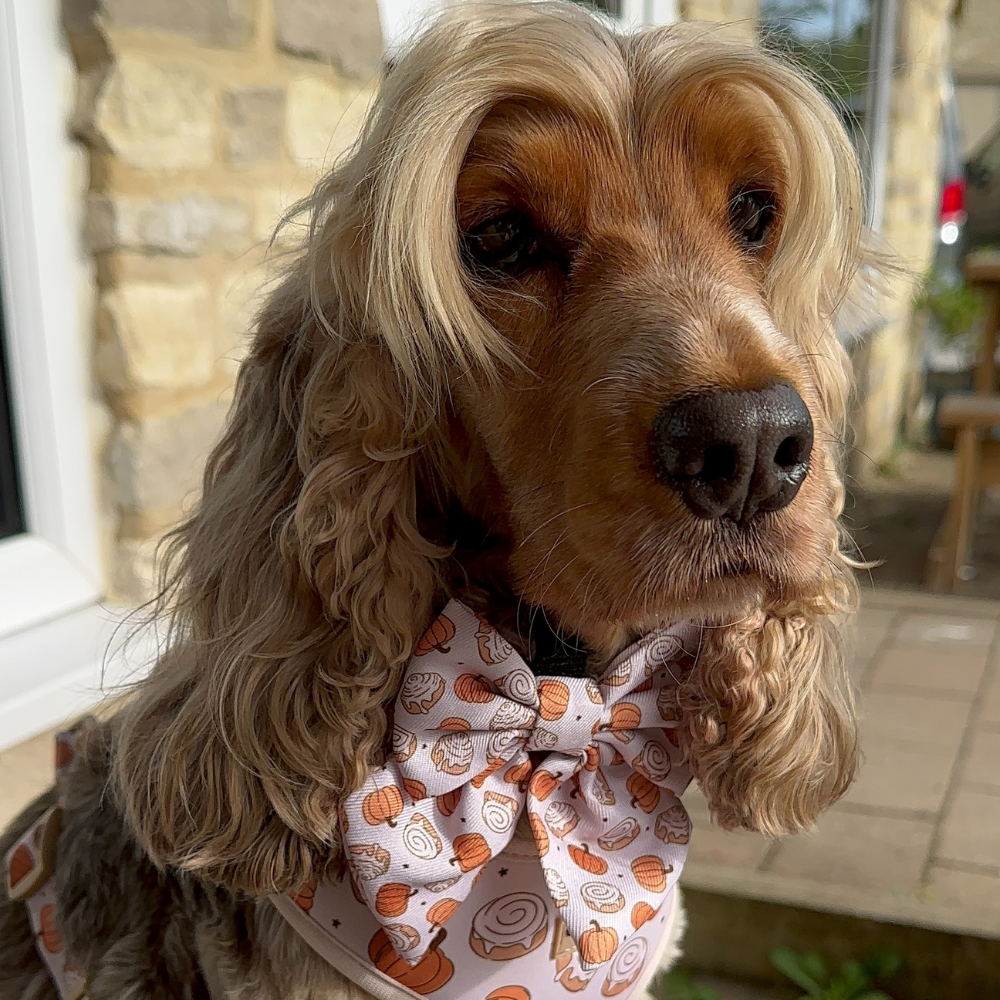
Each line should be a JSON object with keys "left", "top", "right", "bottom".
{"left": 113, "top": 279, "right": 449, "bottom": 893}
{"left": 678, "top": 547, "right": 859, "bottom": 836}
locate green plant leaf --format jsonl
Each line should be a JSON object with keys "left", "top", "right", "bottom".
{"left": 914, "top": 269, "right": 984, "bottom": 344}
{"left": 835, "top": 959, "right": 874, "bottom": 995}
{"left": 863, "top": 949, "right": 903, "bottom": 981}
{"left": 770, "top": 947, "right": 825, "bottom": 997}
{"left": 658, "top": 968, "right": 723, "bottom": 1000}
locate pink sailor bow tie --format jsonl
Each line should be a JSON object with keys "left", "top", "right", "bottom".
{"left": 339, "top": 600, "right": 700, "bottom": 969}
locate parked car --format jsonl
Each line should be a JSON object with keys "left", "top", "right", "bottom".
{"left": 966, "top": 120, "right": 1000, "bottom": 252}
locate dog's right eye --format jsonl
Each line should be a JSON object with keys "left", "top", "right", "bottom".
{"left": 463, "top": 213, "right": 540, "bottom": 272}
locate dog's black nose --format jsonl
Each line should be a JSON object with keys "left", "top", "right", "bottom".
{"left": 652, "top": 384, "right": 813, "bottom": 523}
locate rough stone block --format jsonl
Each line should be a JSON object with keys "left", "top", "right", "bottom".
{"left": 274, "top": 0, "right": 383, "bottom": 77}
{"left": 69, "top": 0, "right": 255, "bottom": 49}
{"left": 681, "top": 0, "right": 759, "bottom": 39}
{"left": 223, "top": 87, "right": 286, "bottom": 166}
{"left": 286, "top": 76, "right": 372, "bottom": 168}
{"left": 97, "top": 281, "right": 218, "bottom": 390}
{"left": 86, "top": 193, "right": 249, "bottom": 255}
{"left": 94, "top": 53, "right": 216, "bottom": 170}
{"left": 111, "top": 535, "right": 160, "bottom": 606}
{"left": 109, "top": 397, "right": 230, "bottom": 514}
{"left": 218, "top": 263, "right": 275, "bottom": 372}
{"left": 251, "top": 184, "right": 313, "bottom": 244}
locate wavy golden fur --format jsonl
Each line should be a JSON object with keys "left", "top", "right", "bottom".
{"left": 2, "top": 2, "right": 878, "bottom": 994}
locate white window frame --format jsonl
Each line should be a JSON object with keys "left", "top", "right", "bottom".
{"left": 0, "top": 0, "right": 144, "bottom": 752}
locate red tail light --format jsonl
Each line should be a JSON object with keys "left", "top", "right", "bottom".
{"left": 939, "top": 178, "right": 965, "bottom": 223}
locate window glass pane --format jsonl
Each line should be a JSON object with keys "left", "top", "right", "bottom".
{"left": 0, "top": 285, "right": 24, "bottom": 540}
{"left": 760, "top": 0, "right": 873, "bottom": 146}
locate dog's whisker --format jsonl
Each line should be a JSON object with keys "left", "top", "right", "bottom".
{"left": 515, "top": 501, "right": 597, "bottom": 550}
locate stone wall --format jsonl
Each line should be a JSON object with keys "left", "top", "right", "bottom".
{"left": 64, "top": 0, "right": 381, "bottom": 602}
{"left": 852, "top": 0, "right": 954, "bottom": 474}
{"left": 681, "top": 0, "right": 759, "bottom": 40}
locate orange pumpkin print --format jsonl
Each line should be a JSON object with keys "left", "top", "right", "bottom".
{"left": 454, "top": 673, "right": 495, "bottom": 703}
{"left": 470, "top": 756, "right": 506, "bottom": 789}
{"left": 579, "top": 920, "right": 618, "bottom": 966}
{"left": 609, "top": 701, "right": 642, "bottom": 732}
{"left": 403, "top": 777, "right": 427, "bottom": 801}
{"left": 415, "top": 614, "right": 457, "bottom": 656}
{"left": 631, "top": 900, "right": 657, "bottom": 929}
{"left": 537, "top": 679, "right": 570, "bottom": 721}
{"left": 439, "top": 716, "right": 472, "bottom": 731}
{"left": 6, "top": 843, "right": 34, "bottom": 892}
{"left": 427, "top": 897, "right": 460, "bottom": 929}
{"left": 450, "top": 832, "right": 491, "bottom": 872}
{"left": 54, "top": 735, "right": 75, "bottom": 770}
{"left": 631, "top": 854, "right": 671, "bottom": 893}
{"left": 626, "top": 772, "right": 660, "bottom": 814}
{"left": 569, "top": 843, "right": 608, "bottom": 876}
{"left": 486, "top": 988, "right": 531, "bottom": 1000}
{"left": 376, "top": 882, "right": 417, "bottom": 918}
{"left": 436, "top": 787, "right": 462, "bottom": 817}
{"left": 528, "top": 769, "right": 559, "bottom": 801}
{"left": 504, "top": 760, "right": 532, "bottom": 791}
{"left": 610, "top": 749, "right": 626, "bottom": 767}
{"left": 362, "top": 786, "right": 404, "bottom": 827}
{"left": 583, "top": 745, "right": 600, "bottom": 772}
{"left": 368, "top": 927, "right": 455, "bottom": 995}
{"left": 289, "top": 879, "right": 316, "bottom": 913}
{"left": 529, "top": 812, "right": 550, "bottom": 857}
{"left": 38, "top": 904, "right": 63, "bottom": 954}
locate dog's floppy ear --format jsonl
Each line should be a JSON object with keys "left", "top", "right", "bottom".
{"left": 113, "top": 266, "right": 446, "bottom": 894}
{"left": 677, "top": 554, "right": 860, "bottom": 836}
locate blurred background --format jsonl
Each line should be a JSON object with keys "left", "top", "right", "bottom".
{"left": 0, "top": 0, "right": 998, "bottom": 996}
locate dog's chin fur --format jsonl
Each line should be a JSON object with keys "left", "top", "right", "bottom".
{"left": 2, "top": 1, "right": 884, "bottom": 994}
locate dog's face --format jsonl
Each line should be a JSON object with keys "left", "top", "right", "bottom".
{"left": 447, "top": 82, "right": 839, "bottom": 649}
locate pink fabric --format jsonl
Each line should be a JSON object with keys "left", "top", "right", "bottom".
{"left": 4, "top": 730, "right": 87, "bottom": 1000}
{"left": 339, "top": 600, "right": 700, "bottom": 973}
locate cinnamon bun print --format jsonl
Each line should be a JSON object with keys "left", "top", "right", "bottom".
{"left": 469, "top": 892, "right": 549, "bottom": 961}
{"left": 497, "top": 668, "right": 536, "bottom": 704}
{"left": 600, "top": 935, "right": 648, "bottom": 996}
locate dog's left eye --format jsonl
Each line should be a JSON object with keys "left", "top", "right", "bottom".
{"left": 728, "top": 190, "right": 776, "bottom": 250}
{"left": 463, "top": 213, "right": 540, "bottom": 271}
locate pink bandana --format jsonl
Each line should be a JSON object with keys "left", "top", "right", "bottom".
{"left": 339, "top": 600, "right": 699, "bottom": 972}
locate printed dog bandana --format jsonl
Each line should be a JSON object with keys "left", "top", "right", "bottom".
{"left": 339, "top": 600, "right": 700, "bottom": 971}
{"left": 4, "top": 730, "right": 88, "bottom": 1000}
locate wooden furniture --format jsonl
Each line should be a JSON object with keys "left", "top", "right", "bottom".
{"left": 926, "top": 252, "right": 1000, "bottom": 591}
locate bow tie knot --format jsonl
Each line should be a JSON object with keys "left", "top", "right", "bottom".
{"left": 523, "top": 677, "right": 603, "bottom": 754}
{"left": 341, "top": 601, "right": 700, "bottom": 971}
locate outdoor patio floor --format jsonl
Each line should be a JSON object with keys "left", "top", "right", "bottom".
{"left": 2, "top": 587, "right": 999, "bottom": 949}
{"left": 681, "top": 586, "right": 1000, "bottom": 941}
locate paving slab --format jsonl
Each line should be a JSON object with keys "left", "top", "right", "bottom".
{"left": 762, "top": 808, "right": 935, "bottom": 894}
{"left": 867, "top": 644, "right": 987, "bottom": 696}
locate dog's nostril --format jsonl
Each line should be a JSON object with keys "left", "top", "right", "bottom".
{"left": 651, "top": 383, "right": 813, "bottom": 523}
{"left": 701, "top": 443, "right": 738, "bottom": 482}
{"left": 774, "top": 435, "right": 802, "bottom": 469}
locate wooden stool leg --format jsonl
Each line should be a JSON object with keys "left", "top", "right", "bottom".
{"left": 952, "top": 427, "right": 982, "bottom": 587}
{"left": 927, "top": 427, "right": 981, "bottom": 592}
